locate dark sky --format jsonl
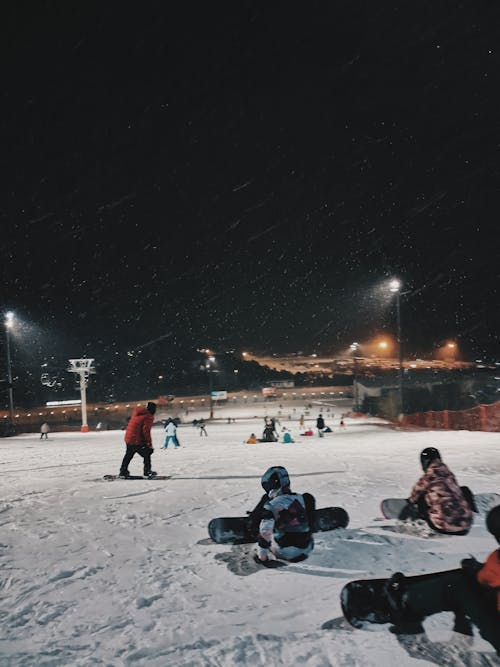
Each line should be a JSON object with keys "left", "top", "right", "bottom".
{"left": 2, "top": 0, "right": 500, "bottom": 369}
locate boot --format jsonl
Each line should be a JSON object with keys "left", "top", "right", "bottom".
{"left": 385, "top": 572, "right": 425, "bottom": 634}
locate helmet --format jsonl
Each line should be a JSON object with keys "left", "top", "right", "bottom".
{"left": 486, "top": 505, "right": 500, "bottom": 539}
{"left": 261, "top": 466, "right": 291, "bottom": 495}
{"left": 420, "top": 447, "right": 441, "bottom": 471}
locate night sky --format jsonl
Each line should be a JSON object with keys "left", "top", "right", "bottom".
{"left": 2, "top": 1, "right": 500, "bottom": 387}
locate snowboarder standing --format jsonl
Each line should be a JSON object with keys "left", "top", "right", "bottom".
{"left": 40, "top": 422, "right": 50, "bottom": 439}
{"left": 162, "top": 418, "right": 180, "bottom": 449}
{"left": 119, "top": 402, "right": 157, "bottom": 478}
{"left": 198, "top": 419, "right": 208, "bottom": 436}
{"left": 249, "top": 466, "right": 315, "bottom": 564}
{"left": 316, "top": 413, "right": 325, "bottom": 437}
{"left": 407, "top": 447, "right": 473, "bottom": 535}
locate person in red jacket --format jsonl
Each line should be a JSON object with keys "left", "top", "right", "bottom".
{"left": 462, "top": 505, "right": 500, "bottom": 610}
{"left": 385, "top": 506, "right": 500, "bottom": 654}
{"left": 119, "top": 402, "right": 157, "bottom": 478}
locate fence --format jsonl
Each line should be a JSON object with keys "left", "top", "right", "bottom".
{"left": 401, "top": 400, "right": 500, "bottom": 432}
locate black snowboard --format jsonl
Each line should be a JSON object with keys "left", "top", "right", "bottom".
{"left": 341, "top": 568, "right": 500, "bottom": 654}
{"left": 103, "top": 474, "right": 171, "bottom": 481}
{"left": 341, "top": 568, "right": 462, "bottom": 630}
{"left": 381, "top": 492, "right": 500, "bottom": 520}
{"left": 208, "top": 506, "right": 349, "bottom": 545}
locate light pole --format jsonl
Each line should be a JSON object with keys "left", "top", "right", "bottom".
{"left": 389, "top": 279, "right": 404, "bottom": 418}
{"left": 350, "top": 342, "right": 360, "bottom": 411}
{"left": 206, "top": 355, "right": 215, "bottom": 419}
{"left": 4, "top": 312, "right": 14, "bottom": 423}
{"left": 67, "top": 359, "right": 95, "bottom": 432}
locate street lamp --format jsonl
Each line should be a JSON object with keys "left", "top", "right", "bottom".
{"left": 206, "top": 355, "right": 216, "bottom": 419}
{"left": 389, "top": 279, "right": 404, "bottom": 418}
{"left": 4, "top": 312, "right": 14, "bottom": 423}
{"left": 350, "top": 342, "right": 360, "bottom": 411}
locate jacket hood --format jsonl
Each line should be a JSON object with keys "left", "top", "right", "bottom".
{"left": 133, "top": 407, "right": 151, "bottom": 417}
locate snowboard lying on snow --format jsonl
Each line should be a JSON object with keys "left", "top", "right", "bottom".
{"left": 103, "top": 474, "right": 171, "bottom": 481}
{"left": 341, "top": 568, "right": 464, "bottom": 631}
{"left": 208, "top": 506, "right": 349, "bottom": 545}
{"left": 341, "top": 565, "right": 500, "bottom": 657}
{"left": 381, "top": 492, "right": 500, "bottom": 520}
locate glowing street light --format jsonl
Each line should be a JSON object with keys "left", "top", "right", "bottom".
{"left": 350, "top": 342, "right": 360, "bottom": 411}
{"left": 204, "top": 351, "right": 216, "bottom": 418}
{"left": 4, "top": 311, "right": 14, "bottom": 423}
{"left": 389, "top": 279, "right": 404, "bottom": 417}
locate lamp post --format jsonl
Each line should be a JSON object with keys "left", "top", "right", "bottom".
{"left": 67, "top": 359, "right": 95, "bottom": 432}
{"left": 4, "top": 312, "right": 14, "bottom": 423}
{"left": 350, "top": 342, "right": 360, "bottom": 411}
{"left": 206, "top": 355, "right": 215, "bottom": 419}
{"left": 389, "top": 279, "right": 404, "bottom": 418}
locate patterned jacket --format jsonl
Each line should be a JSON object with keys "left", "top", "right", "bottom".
{"left": 258, "top": 492, "right": 312, "bottom": 550}
{"left": 477, "top": 549, "right": 500, "bottom": 611}
{"left": 409, "top": 459, "right": 473, "bottom": 533}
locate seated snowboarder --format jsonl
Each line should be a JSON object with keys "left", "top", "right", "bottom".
{"left": 404, "top": 447, "right": 473, "bottom": 535}
{"left": 281, "top": 428, "right": 294, "bottom": 443}
{"left": 262, "top": 424, "right": 277, "bottom": 442}
{"left": 383, "top": 506, "right": 500, "bottom": 654}
{"left": 246, "top": 433, "right": 258, "bottom": 444}
{"left": 248, "top": 466, "right": 315, "bottom": 564}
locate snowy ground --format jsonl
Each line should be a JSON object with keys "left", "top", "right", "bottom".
{"left": 1, "top": 401, "right": 499, "bottom": 667}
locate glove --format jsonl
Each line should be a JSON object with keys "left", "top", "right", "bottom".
{"left": 256, "top": 546, "right": 270, "bottom": 562}
{"left": 461, "top": 557, "right": 483, "bottom": 575}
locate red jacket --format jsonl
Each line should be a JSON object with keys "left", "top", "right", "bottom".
{"left": 125, "top": 408, "right": 154, "bottom": 447}
{"left": 477, "top": 549, "right": 500, "bottom": 611}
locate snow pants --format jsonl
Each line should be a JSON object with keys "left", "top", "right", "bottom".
{"left": 163, "top": 435, "right": 179, "bottom": 448}
{"left": 120, "top": 445, "right": 152, "bottom": 475}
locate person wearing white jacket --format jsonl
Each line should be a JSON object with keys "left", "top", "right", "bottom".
{"left": 162, "top": 418, "right": 180, "bottom": 449}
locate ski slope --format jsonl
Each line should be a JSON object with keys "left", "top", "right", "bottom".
{"left": 1, "top": 406, "right": 499, "bottom": 666}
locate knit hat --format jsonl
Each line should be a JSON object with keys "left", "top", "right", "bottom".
{"left": 146, "top": 401, "right": 157, "bottom": 415}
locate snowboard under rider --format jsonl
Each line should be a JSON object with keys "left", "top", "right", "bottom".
{"left": 384, "top": 506, "right": 500, "bottom": 655}
{"left": 406, "top": 447, "right": 473, "bottom": 535}
{"left": 248, "top": 466, "right": 315, "bottom": 564}
{"left": 119, "top": 401, "right": 157, "bottom": 478}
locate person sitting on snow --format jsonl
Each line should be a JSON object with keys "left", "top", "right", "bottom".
{"left": 246, "top": 433, "right": 258, "bottom": 444}
{"left": 247, "top": 466, "right": 315, "bottom": 564}
{"left": 405, "top": 447, "right": 473, "bottom": 535}
{"left": 281, "top": 428, "right": 294, "bottom": 443}
{"left": 384, "top": 506, "right": 500, "bottom": 653}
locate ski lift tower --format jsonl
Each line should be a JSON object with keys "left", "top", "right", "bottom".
{"left": 67, "top": 358, "right": 96, "bottom": 432}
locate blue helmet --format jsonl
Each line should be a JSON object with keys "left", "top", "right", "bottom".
{"left": 261, "top": 466, "right": 291, "bottom": 495}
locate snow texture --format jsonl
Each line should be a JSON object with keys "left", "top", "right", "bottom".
{"left": 1, "top": 401, "right": 499, "bottom": 666}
